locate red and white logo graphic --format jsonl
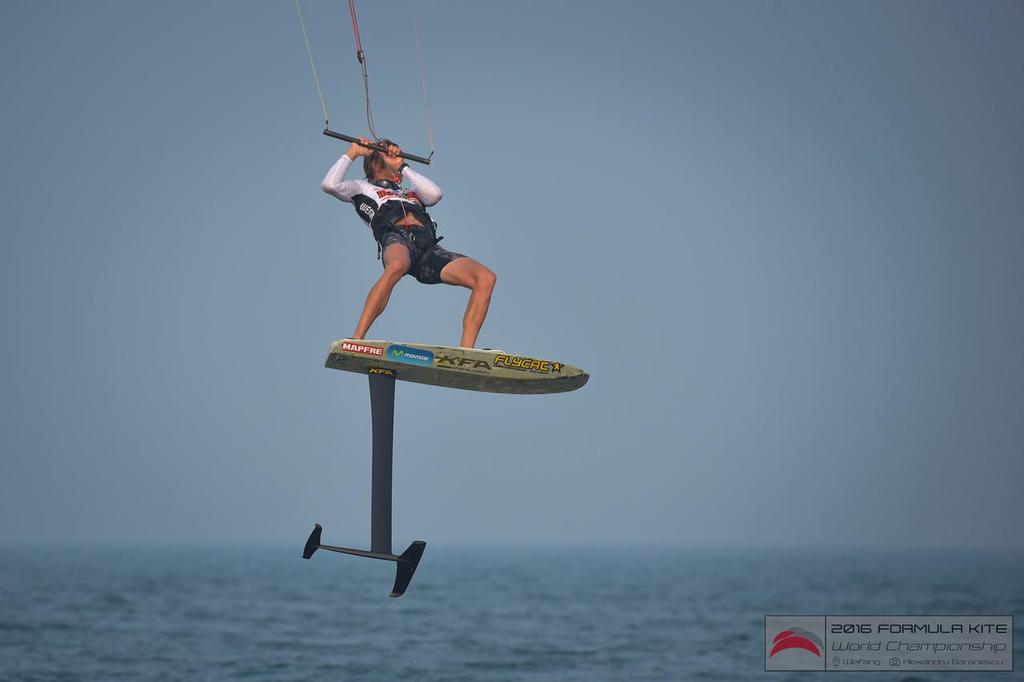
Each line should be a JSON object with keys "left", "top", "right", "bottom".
{"left": 341, "top": 341, "right": 384, "bottom": 357}
{"left": 770, "top": 627, "right": 824, "bottom": 658}
{"left": 374, "top": 189, "right": 422, "bottom": 205}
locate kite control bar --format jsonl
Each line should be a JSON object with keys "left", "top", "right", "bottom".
{"left": 322, "top": 129, "right": 433, "bottom": 165}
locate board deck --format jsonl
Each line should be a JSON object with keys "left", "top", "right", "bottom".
{"left": 326, "top": 339, "right": 589, "bottom": 394}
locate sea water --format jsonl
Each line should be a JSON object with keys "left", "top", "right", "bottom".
{"left": 1, "top": 546, "right": 1021, "bottom": 681}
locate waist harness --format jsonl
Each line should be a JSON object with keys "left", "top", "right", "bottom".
{"left": 370, "top": 202, "right": 443, "bottom": 268}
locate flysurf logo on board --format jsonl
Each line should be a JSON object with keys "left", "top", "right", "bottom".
{"left": 387, "top": 344, "right": 434, "bottom": 367}
{"left": 493, "top": 354, "right": 563, "bottom": 374}
{"left": 341, "top": 341, "right": 384, "bottom": 357}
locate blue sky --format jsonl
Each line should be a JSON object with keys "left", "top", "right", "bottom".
{"left": 2, "top": 1, "right": 1022, "bottom": 549}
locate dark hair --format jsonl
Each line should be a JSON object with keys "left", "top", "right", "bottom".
{"left": 363, "top": 139, "right": 395, "bottom": 179}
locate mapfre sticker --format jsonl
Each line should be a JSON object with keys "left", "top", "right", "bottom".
{"left": 341, "top": 341, "right": 384, "bottom": 357}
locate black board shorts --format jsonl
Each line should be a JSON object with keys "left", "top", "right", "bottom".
{"left": 381, "top": 227, "right": 465, "bottom": 285}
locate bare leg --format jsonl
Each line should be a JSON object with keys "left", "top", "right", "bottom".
{"left": 353, "top": 244, "right": 411, "bottom": 339}
{"left": 440, "top": 257, "right": 497, "bottom": 348}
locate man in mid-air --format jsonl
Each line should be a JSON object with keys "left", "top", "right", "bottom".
{"left": 321, "top": 138, "right": 497, "bottom": 348}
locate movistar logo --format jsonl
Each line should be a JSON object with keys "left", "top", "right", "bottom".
{"left": 387, "top": 344, "right": 434, "bottom": 367}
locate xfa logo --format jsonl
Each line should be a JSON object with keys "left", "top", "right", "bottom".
{"left": 436, "top": 354, "right": 491, "bottom": 370}
{"left": 770, "top": 627, "right": 823, "bottom": 658}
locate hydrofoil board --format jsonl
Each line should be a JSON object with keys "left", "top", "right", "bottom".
{"left": 326, "top": 339, "right": 588, "bottom": 394}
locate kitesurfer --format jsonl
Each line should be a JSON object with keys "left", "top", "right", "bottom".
{"left": 321, "top": 138, "right": 496, "bottom": 348}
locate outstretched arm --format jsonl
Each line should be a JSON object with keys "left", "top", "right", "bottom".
{"left": 320, "top": 138, "right": 374, "bottom": 201}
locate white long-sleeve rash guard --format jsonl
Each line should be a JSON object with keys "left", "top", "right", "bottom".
{"left": 320, "top": 154, "right": 442, "bottom": 230}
